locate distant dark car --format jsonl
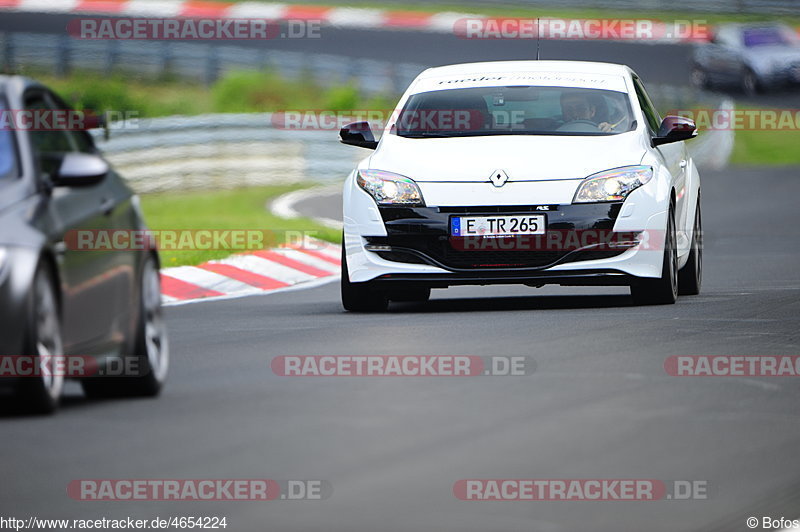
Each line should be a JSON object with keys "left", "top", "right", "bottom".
{"left": 690, "top": 23, "right": 800, "bottom": 95}
{"left": 0, "top": 76, "right": 168, "bottom": 414}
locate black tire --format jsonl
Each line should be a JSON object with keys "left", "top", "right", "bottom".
{"left": 341, "top": 246, "right": 388, "bottom": 312}
{"left": 82, "top": 254, "right": 169, "bottom": 398}
{"left": 14, "top": 262, "right": 64, "bottom": 415}
{"left": 742, "top": 69, "right": 760, "bottom": 96}
{"left": 678, "top": 199, "right": 702, "bottom": 296}
{"left": 630, "top": 206, "right": 679, "bottom": 306}
{"left": 388, "top": 287, "right": 431, "bottom": 303}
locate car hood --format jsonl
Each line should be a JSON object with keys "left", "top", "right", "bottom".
{"left": 367, "top": 132, "right": 647, "bottom": 183}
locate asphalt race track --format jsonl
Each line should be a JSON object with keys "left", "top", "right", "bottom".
{"left": 3, "top": 12, "right": 800, "bottom": 109}
{"left": 2, "top": 8, "right": 800, "bottom": 530}
{"left": 1, "top": 164, "right": 799, "bottom": 530}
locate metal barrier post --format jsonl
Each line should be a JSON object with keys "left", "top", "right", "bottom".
{"left": 205, "top": 45, "right": 218, "bottom": 86}
{"left": 56, "top": 34, "right": 71, "bottom": 77}
{"left": 105, "top": 39, "right": 119, "bottom": 76}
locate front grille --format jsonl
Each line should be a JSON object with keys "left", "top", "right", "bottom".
{"left": 374, "top": 250, "right": 428, "bottom": 264}
{"left": 439, "top": 205, "right": 558, "bottom": 214}
{"left": 366, "top": 235, "right": 629, "bottom": 270}
{"left": 371, "top": 203, "right": 627, "bottom": 270}
{"left": 441, "top": 247, "right": 566, "bottom": 268}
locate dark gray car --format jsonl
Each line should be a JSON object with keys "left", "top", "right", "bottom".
{"left": 0, "top": 76, "right": 168, "bottom": 414}
{"left": 690, "top": 23, "right": 800, "bottom": 95}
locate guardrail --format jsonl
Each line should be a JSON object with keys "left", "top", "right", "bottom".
{"left": 0, "top": 31, "right": 427, "bottom": 93}
{"left": 91, "top": 113, "right": 365, "bottom": 192}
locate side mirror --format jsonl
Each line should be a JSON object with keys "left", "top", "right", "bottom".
{"left": 339, "top": 121, "right": 378, "bottom": 149}
{"left": 653, "top": 116, "right": 697, "bottom": 146}
{"left": 52, "top": 153, "right": 109, "bottom": 187}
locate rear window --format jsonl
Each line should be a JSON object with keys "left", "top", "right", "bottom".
{"left": 743, "top": 27, "right": 797, "bottom": 47}
{"left": 394, "top": 85, "right": 635, "bottom": 138}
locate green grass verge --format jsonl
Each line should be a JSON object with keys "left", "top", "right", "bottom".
{"left": 731, "top": 128, "right": 800, "bottom": 165}
{"left": 140, "top": 185, "right": 341, "bottom": 267}
{"left": 697, "top": 104, "right": 800, "bottom": 166}
{"left": 30, "top": 69, "right": 396, "bottom": 118}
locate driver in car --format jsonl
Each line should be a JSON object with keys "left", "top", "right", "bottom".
{"left": 560, "top": 91, "right": 616, "bottom": 132}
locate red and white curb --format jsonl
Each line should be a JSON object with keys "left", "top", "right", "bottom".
{"left": 0, "top": 0, "right": 720, "bottom": 43}
{"left": 159, "top": 237, "right": 340, "bottom": 305}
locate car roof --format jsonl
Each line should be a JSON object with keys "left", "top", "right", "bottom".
{"left": 411, "top": 60, "right": 633, "bottom": 94}
{"left": 418, "top": 60, "right": 631, "bottom": 80}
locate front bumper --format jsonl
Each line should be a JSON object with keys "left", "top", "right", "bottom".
{"left": 345, "top": 201, "right": 668, "bottom": 284}
{"left": 369, "top": 203, "right": 632, "bottom": 270}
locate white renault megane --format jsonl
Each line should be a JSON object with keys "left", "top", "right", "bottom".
{"left": 339, "top": 61, "right": 702, "bottom": 311}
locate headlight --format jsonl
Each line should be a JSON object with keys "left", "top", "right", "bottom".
{"left": 573, "top": 165, "right": 653, "bottom": 203}
{"left": 356, "top": 169, "right": 425, "bottom": 206}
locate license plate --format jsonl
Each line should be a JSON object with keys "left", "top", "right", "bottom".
{"left": 451, "top": 214, "right": 546, "bottom": 237}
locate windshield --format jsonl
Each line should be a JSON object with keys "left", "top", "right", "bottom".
{"left": 0, "top": 100, "right": 18, "bottom": 180}
{"left": 743, "top": 26, "right": 799, "bottom": 47}
{"left": 394, "top": 85, "right": 635, "bottom": 138}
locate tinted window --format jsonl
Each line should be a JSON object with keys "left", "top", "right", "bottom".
{"left": 743, "top": 27, "right": 797, "bottom": 47}
{"left": 632, "top": 78, "right": 661, "bottom": 133}
{"left": 47, "top": 91, "right": 97, "bottom": 154}
{"left": 395, "top": 86, "right": 635, "bottom": 138}
{"left": 71, "top": 128, "right": 96, "bottom": 153}
{"left": 25, "top": 91, "right": 97, "bottom": 178}
{"left": 26, "top": 95, "right": 73, "bottom": 155}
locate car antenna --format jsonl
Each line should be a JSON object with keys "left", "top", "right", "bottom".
{"left": 536, "top": 18, "right": 541, "bottom": 60}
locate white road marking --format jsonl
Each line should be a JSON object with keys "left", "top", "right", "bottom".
{"left": 269, "top": 186, "right": 343, "bottom": 230}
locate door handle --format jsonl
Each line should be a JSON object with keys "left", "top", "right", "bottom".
{"left": 679, "top": 160, "right": 688, "bottom": 169}
{"left": 100, "top": 197, "right": 115, "bottom": 216}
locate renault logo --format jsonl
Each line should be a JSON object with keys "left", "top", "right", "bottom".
{"left": 489, "top": 169, "right": 509, "bottom": 187}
